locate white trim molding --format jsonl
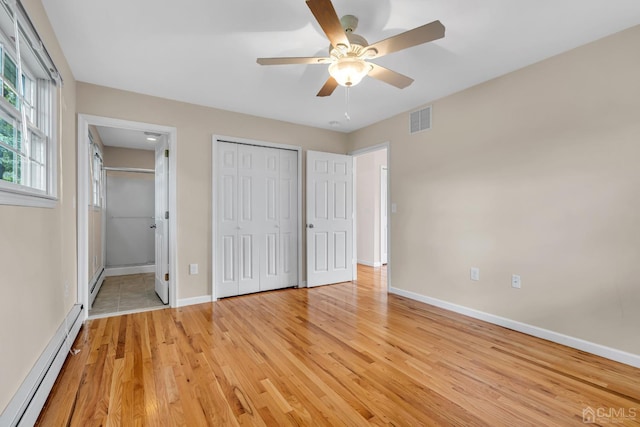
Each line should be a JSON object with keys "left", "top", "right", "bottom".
{"left": 357, "top": 260, "right": 382, "bottom": 268}
{"left": 105, "top": 265, "right": 156, "bottom": 277}
{"left": 389, "top": 287, "right": 640, "bottom": 369}
{"left": 177, "top": 295, "right": 213, "bottom": 307}
{"left": 349, "top": 142, "right": 391, "bottom": 291}
{"left": 0, "top": 304, "right": 84, "bottom": 426}
{"left": 77, "top": 114, "right": 179, "bottom": 320}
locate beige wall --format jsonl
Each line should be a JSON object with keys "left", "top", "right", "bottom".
{"left": 348, "top": 25, "right": 640, "bottom": 356}
{"left": 76, "top": 83, "right": 348, "bottom": 299}
{"left": 356, "top": 149, "right": 387, "bottom": 266}
{"left": 103, "top": 145, "right": 155, "bottom": 183}
{"left": 0, "top": 0, "right": 77, "bottom": 412}
{"left": 103, "top": 146, "right": 155, "bottom": 170}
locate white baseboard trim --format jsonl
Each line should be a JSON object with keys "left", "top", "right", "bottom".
{"left": 357, "top": 260, "right": 382, "bottom": 267}
{"left": 389, "top": 287, "right": 640, "bottom": 369}
{"left": 177, "top": 295, "right": 213, "bottom": 307}
{"left": 1, "top": 304, "right": 84, "bottom": 426}
{"left": 105, "top": 265, "right": 155, "bottom": 277}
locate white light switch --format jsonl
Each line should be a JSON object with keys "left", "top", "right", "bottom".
{"left": 189, "top": 263, "right": 198, "bottom": 275}
{"left": 512, "top": 274, "right": 521, "bottom": 289}
{"left": 391, "top": 203, "right": 397, "bottom": 213}
{"left": 470, "top": 267, "right": 480, "bottom": 281}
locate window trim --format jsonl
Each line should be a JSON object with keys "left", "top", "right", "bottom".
{"left": 90, "top": 142, "right": 103, "bottom": 208}
{"left": 0, "top": 0, "right": 60, "bottom": 208}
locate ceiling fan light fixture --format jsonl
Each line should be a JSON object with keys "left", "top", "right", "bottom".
{"left": 328, "top": 57, "right": 371, "bottom": 87}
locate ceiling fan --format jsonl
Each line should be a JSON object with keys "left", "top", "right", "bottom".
{"left": 257, "top": 0, "right": 445, "bottom": 97}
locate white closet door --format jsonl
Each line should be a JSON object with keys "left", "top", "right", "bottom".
{"left": 259, "top": 147, "right": 281, "bottom": 291}
{"left": 278, "top": 149, "right": 298, "bottom": 288}
{"left": 237, "top": 144, "right": 261, "bottom": 295}
{"left": 217, "top": 142, "right": 239, "bottom": 298}
{"left": 216, "top": 141, "right": 299, "bottom": 298}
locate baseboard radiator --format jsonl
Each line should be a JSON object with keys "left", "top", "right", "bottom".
{"left": 89, "top": 267, "right": 105, "bottom": 308}
{"left": 0, "top": 303, "right": 84, "bottom": 426}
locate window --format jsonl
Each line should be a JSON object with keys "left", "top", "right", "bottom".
{"left": 89, "top": 131, "right": 103, "bottom": 207}
{"left": 0, "top": 1, "right": 60, "bottom": 207}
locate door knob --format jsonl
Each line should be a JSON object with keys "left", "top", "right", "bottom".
{"left": 308, "top": 224, "right": 314, "bottom": 228}
{"left": 150, "top": 224, "right": 157, "bottom": 229}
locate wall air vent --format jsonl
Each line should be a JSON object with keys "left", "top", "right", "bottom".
{"left": 410, "top": 106, "right": 432, "bottom": 134}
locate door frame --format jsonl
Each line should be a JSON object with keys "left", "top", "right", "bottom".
{"left": 77, "top": 114, "right": 178, "bottom": 317}
{"left": 211, "top": 135, "right": 303, "bottom": 299}
{"left": 380, "top": 165, "right": 388, "bottom": 265}
{"left": 350, "top": 142, "right": 391, "bottom": 291}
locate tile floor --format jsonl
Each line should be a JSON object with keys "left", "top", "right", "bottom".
{"left": 90, "top": 273, "right": 166, "bottom": 317}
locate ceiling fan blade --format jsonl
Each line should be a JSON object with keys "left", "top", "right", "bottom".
{"left": 306, "top": 0, "right": 350, "bottom": 49}
{"left": 257, "top": 57, "right": 331, "bottom": 65}
{"left": 368, "top": 63, "right": 414, "bottom": 89}
{"left": 367, "top": 20, "right": 445, "bottom": 58}
{"left": 317, "top": 76, "right": 339, "bottom": 97}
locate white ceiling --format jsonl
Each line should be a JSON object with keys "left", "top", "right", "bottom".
{"left": 95, "top": 126, "right": 164, "bottom": 151}
{"left": 43, "top": 0, "right": 640, "bottom": 133}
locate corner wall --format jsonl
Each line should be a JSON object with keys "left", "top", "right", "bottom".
{"left": 347, "top": 25, "right": 640, "bottom": 356}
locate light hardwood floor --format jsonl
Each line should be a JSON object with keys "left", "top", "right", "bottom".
{"left": 37, "top": 265, "right": 639, "bottom": 426}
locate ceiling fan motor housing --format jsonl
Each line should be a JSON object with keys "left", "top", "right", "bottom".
{"left": 328, "top": 21, "right": 376, "bottom": 87}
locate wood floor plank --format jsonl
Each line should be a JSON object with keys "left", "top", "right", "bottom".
{"left": 37, "top": 265, "right": 640, "bottom": 426}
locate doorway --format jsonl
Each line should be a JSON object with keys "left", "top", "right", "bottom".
{"left": 77, "top": 115, "right": 177, "bottom": 319}
{"left": 353, "top": 144, "right": 390, "bottom": 290}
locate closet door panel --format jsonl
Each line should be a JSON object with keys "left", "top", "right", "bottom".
{"left": 217, "top": 142, "right": 239, "bottom": 298}
{"left": 259, "top": 147, "right": 282, "bottom": 291}
{"left": 237, "top": 144, "right": 261, "bottom": 295}
{"left": 279, "top": 149, "right": 298, "bottom": 287}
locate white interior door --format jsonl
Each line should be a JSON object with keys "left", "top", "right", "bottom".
{"left": 154, "top": 136, "right": 169, "bottom": 304}
{"left": 381, "top": 166, "right": 388, "bottom": 265}
{"left": 306, "top": 150, "right": 353, "bottom": 287}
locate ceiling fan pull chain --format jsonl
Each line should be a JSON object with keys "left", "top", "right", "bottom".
{"left": 344, "top": 86, "right": 351, "bottom": 121}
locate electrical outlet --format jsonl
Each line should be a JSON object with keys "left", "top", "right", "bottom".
{"left": 470, "top": 267, "right": 480, "bottom": 281}
{"left": 512, "top": 274, "right": 521, "bottom": 289}
{"left": 189, "top": 263, "right": 199, "bottom": 275}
